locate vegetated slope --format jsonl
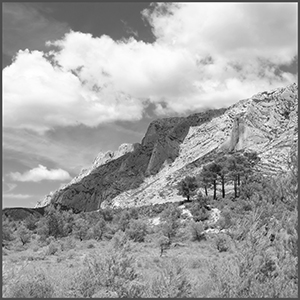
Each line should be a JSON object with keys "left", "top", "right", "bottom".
{"left": 36, "top": 83, "right": 298, "bottom": 212}
{"left": 2, "top": 207, "right": 46, "bottom": 221}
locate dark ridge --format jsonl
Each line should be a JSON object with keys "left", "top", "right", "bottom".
{"left": 2, "top": 206, "right": 46, "bottom": 221}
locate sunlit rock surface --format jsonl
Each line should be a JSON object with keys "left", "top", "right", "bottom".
{"left": 36, "top": 83, "right": 298, "bottom": 212}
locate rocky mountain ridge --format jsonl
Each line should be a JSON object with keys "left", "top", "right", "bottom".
{"left": 36, "top": 83, "right": 298, "bottom": 212}
{"left": 35, "top": 143, "right": 136, "bottom": 208}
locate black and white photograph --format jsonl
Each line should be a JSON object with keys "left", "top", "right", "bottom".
{"left": 2, "top": 2, "right": 298, "bottom": 298}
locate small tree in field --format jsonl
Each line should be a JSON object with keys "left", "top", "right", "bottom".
{"left": 17, "top": 225, "right": 31, "bottom": 245}
{"left": 158, "top": 236, "right": 171, "bottom": 257}
{"left": 126, "top": 219, "right": 148, "bottom": 242}
{"left": 177, "top": 176, "right": 198, "bottom": 202}
{"left": 73, "top": 218, "right": 89, "bottom": 241}
{"left": 92, "top": 218, "right": 106, "bottom": 241}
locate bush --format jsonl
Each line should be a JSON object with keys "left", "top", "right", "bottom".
{"left": 129, "top": 207, "right": 139, "bottom": 219}
{"left": 158, "top": 236, "right": 171, "bottom": 257}
{"left": 102, "top": 207, "right": 114, "bottom": 222}
{"left": 91, "top": 218, "right": 106, "bottom": 241}
{"left": 209, "top": 204, "right": 298, "bottom": 298}
{"left": 217, "top": 209, "right": 233, "bottom": 230}
{"left": 2, "top": 216, "right": 15, "bottom": 243}
{"left": 190, "top": 221, "right": 206, "bottom": 241}
{"left": 189, "top": 201, "right": 210, "bottom": 222}
{"left": 160, "top": 206, "right": 181, "bottom": 241}
{"left": 215, "top": 234, "right": 230, "bottom": 252}
{"left": 117, "top": 210, "right": 131, "bottom": 232}
{"left": 5, "top": 272, "right": 54, "bottom": 298}
{"left": 46, "top": 242, "right": 59, "bottom": 255}
{"left": 68, "top": 235, "right": 145, "bottom": 297}
{"left": 73, "top": 218, "right": 89, "bottom": 241}
{"left": 145, "top": 258, "right": 192, "bottom": 297}
{"left": 126, "top": 219, "right": 148, "bottom": 242}
{"left": 24, "top": 215, "right": 38, "bottom": 231}
{"left": 16, "top": 225, "right": 31, "bottom": 245}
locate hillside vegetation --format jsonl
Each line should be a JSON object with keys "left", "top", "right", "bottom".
{"left": 2, "top": 149, "right": 298, "bottom": 298}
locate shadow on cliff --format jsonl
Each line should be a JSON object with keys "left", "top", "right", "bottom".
{"left": 49, "top": 108, "right": 227, "bottom": 212}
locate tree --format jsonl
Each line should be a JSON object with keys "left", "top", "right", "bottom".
{"left": 43, "top": 205, "right": 65, "bottom": 239}
{"left": 177, "top": 176, "right": 198, "bottom": 201}
{"left": 205, "top": 162, "right": 221, "bottom": 200}
{"left": 215, "top": 155, "right": 230, "bottom": 198}
{"left": 17, "top": 225, "right": 31, "bottom": 245}
{"left": 160, "top": 206, "right": 181, "bottom": 241}
{"left": 2, "top": 216, "right": 15, "bottom": 243}
{"left": 126, "top": 219, "right": 148, "bottom": 242}
{"left": 118, "top": 211, "right": 131, "bottom": 232}
{"left": 196, "top": 173, "right": 210, "bottom": 196}
{"left": 24, "top": 214, "right": 38, "bottom": 231}
{"left": 73, "top": 218, "right": 89, "bottom": 241}
{"left": 92, "top": 218, "right": 107, "bottom": 241}
{"left": 158, "top": 236, "right": 171, "bottom": 257}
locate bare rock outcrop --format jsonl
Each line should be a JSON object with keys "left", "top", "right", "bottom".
{"left": 36, "top": 83, "right": 297, "bottom": 212}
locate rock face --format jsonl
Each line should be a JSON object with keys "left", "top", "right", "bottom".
{"left": 35, "top": 143, "right": 136, "bottom": 208}
{"left": 36, "top": 83, "right": 298, "bottom": 212}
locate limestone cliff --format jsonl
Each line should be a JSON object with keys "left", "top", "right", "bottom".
{"left": 36, "top": 83, "right": 298, "bottom": 211}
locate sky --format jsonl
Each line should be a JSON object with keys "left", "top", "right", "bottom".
{"left": 2, "top": 2, "right": 298, "bottom": 208}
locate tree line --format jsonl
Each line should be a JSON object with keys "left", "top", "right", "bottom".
{"left": 177, "top": 150, "right": 260, "bottom": 201}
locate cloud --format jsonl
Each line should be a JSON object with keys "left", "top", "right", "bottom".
{"left": 3, "top": 194, "right": 31, "bottom": 199}
{"left": 121, "top": 20, "right": 139, "bottom": 38}
{"left": 9, "top": 165, "right": 72, "bottom": 182}
{"left": 3, "top": 3, "right": 297, "bottom": 133}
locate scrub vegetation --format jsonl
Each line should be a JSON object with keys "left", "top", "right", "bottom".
{"left": 2, "top": 150, "right": 298, "bottom": 298}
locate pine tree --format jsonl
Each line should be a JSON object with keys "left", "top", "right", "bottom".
{"left": 177, "top": 176, "right": 198, "bottom": 201}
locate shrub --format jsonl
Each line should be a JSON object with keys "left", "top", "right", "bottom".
{"left": 2, "top": 217, "right": 15, "bottom": 243}
{"left": 215, "top": 234, "right": 230, "bottom": 252}
{"left": 189, "top": 201, "right": 210, "bottom": 222}
{"left": 111, "top": 230, "right": 129, "bottom": 250}
{"left": 158, "top": 236, "right": 171, "bottom": 257}
{"left": 102, "top": 207, "right": 114, "bottom": 222}
{"left": 118, "top": 210, "right": 131, "bottom": 232}
{"left": 16, "top": 225, "right": 31, "bottom": 245}
{"left": 68, "top": 236, "right": 145, "bottom": 297}
{"left": 145, "top": 258, "right": 192, "bottom": 297}
{"left": 24, "top": 215, "right": 38, "bottom": 231}
{"left": 87, "top": 242, "right": 95, "bottom": 249}
{"left": 160, "top": 206, "right": 181, "bottom": 241}
{"left": 209, "top": 204, "right": 298, "bottom": 298}
{"left": 126, "top": 219, "right": 148, "bottom": 242}
{"left": 129, "top": 207, "right": 139, "bottom": 219}
{"left": 91, "top": 218, "right": 106, "bottom": 241}
{"left": 217, "top": 209, "right": 233, "bottom": 230}
{"left": 46, "top": 242, "right": 59, "bottom": 255}
{"left": 73, "top": 218, "right": 89, "bottom": 241}
{"left": 5, "top": 272, "right": 54, "bottom": 298}
{"left": 190, "top": 221, "right": 206, "bottom": 241}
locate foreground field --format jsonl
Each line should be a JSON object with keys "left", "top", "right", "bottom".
{"left": 3, "top": 197, "right": 298, "bottom": 298}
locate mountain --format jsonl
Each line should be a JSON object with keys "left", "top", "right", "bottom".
{"left": 35, "top": 83, "right": 298, "bottom": 212}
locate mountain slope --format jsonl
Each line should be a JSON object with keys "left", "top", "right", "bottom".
{"left": 36, "top": 83, "right": 298, "bottom": 211}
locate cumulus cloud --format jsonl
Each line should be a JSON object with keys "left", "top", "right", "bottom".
{"left": 9, "top": 165, "right": 72, "bottom": 182}
{"left": 3, "top": 3, "right": 297, "bottom": 132}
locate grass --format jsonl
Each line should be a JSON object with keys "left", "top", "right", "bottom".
{"left": 2, "top": 190, "right": 298, "bottom": 298}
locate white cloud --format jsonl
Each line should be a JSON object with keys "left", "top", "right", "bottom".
{"left": 9, "top": 164, "right": 72, "bottom": 182}
{"left": 3, "top": 3, "right": 297, "bottom": 133}
{"left": 3, "top": 193, "right": 31, "bottom": 199}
